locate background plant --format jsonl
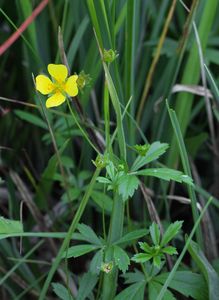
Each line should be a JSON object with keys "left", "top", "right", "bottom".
{"left": 0, "top": 0, "right": 219, "bottom": 299}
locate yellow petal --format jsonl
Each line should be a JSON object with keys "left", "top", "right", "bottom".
{"left": 46, "top": 92, "right": 66, "bottom": 108}
{"left": 48, "top": 64, "right": 68, "bottom": 83}
{"left": 65, "top": 75, "right": 79, "bottom": 97}
{"left": 35, "top": 75, "right": 54, "bottom": 95}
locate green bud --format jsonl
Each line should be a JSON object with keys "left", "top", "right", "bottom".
{"left": 76, "top": 70, "right": 91, "bottom": 91}
{"left": 133, "top": 144, "right": 150, "bottom": 156}
{"left": 92, "top": 154, "right": 108, "bottom": 169}
{"left": 103, "top": 49, "right": 118, "bottom": 63}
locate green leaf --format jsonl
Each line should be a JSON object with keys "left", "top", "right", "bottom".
{"left": 150, "top": 222, "right": 160, "bottom": 245}
{"left": 123, "top": 269, "right": 145, "bottom": 284}
{"left": 131, "top": 142, "right": 169, "bottom": 171}
{"left": 155, "top": 271, "right": 208, "bottom": 300}
{"left": 162, "top": 246, "right": 178, "bottom": 255}
{"left": 76, "top": 272, "right": 98, "bottom": 300}
{"left": 52, "top": 282, "right": 73, "bottom": 300}
{"left": 62, "top": 244, "right": 99, "bottom": 259}
{"left": 0, "top": 217, "right": 23, "bottom": 234}
{"left": 106, "top": 161, "right": 115, "bottom": 180}
{"left": 91, "top": 190, "right": 113, "bottom": 212}
{"left": 135, "top": 168, "right": 193, "bottom": 185}
{"left": 149, "top": 281, "right": 176, "bottom": 300}
{"left": 114, "top": 229, "right": 148, "bottom": 245}
{"left": 139, "top": 242, "right": 151, "bottom": 253}
{"left": 161, "top": 221, "right": 183, "bottom": 247}
{"left": 14, "top": 110, "right": 47, "bottom": 129}
{"left": 90, "top": 249, "right": 103, "bottom": 274}
{"left": 188, "top": 239, "right": 219, "bottom": 300}
{"left": 115, "top": 282, "right": 145, "bottom": 300}
{"left": 113, "top": 245, "right": 130, "bottom": 274}
{"left": 132, "top": 253, "right": 152, "bottom": 263}
{"left": 77, "top": 223, "right": 102, "bottom": 246}
{"left": 96, "top": 176, "right": 111, "bottom": 184}
{"left": 118, "top": 174, "right": 139, "bottom": 201}
{"left": 153, "top": 255, "right": 162, "bottom": 268}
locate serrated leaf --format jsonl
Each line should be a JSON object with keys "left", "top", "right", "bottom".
{"left": 188, "top": 239, "right": 219, "bottom": 300}
{"left": 62, "top": 244, "right": 99, "bottom": 259}
{"left": 76, "top": 272, "right": 98, "bottom": 300}
{"left": 118, "top": 174, "right": 139, "bottom": 201}
{"left": 52, "top": 282, "right": 73, "bottom": 300}
{"left": 135, "top": 168, "right": 193, "bottom": 186}
{"left": 77, "top": 224, "right": 102, "bottom": 246}
{"left": 155, "top": 271, "right": 208, "bottom": 300}
{"left": 162, "top": 246, "right": 178, "bottom": 255}
{"left": 150, "top": 222, "right": 160, "bottom": 245}
{"left": 115, "top": 282, "right": 145, "bottom": 300}
{"left": 113, "top": 245, "right": 130, "bottom": 274}
{"left": 132, "top": 253, "right": 152, "bottom": 263}
{"left": 149, "top": 281, "right": 176, "bottom": 300}
{"left": 106, "top": 161, "right": 115, "bottom": 179}
{"left": 139, "top": 242, "right": 151, "bottom": 253}
{"left": 115, "top": 229, "right": 148, "bottom": 245}
{"left": 0, "top": 217, "right": 23, "bottom": 234}
{"left": 131, "top": 142, "right": 169, "bottom": 171}
{"left": 161, "top": 221, "right": 183, "bottom": 247}
{"left": 90, "top": 249, "right": 103, "bottom": 275}
{"left": 96, "top": 176, "right": 111, "bottom": 184}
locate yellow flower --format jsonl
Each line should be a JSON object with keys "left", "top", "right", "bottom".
{"left": 35, "top": 64, "right": 78, "bottom": 108}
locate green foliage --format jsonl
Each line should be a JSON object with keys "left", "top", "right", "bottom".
{"left": 0, "top": 216, "right": 23, "bottom": 234}
{"left": 52, "top": 283, "right": 73, "bottom": 300}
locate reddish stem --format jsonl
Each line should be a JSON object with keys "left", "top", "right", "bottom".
{"left": 0, "top": 0, "right": 49, "bottom": 56}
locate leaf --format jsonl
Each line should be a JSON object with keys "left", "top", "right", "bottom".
{"left": 155, "top": 271, "right": 208, "bottom": 300}
{"left": 52, "top": 282, "right": 73, "bottom": 300}
{"left": 149, "top": 281, "right": 176, "bottom": 300}
{"left": 135, "top": 168, "right": 193, "bottom": 185}
{"left": 153, "top": 255, "right": 162, "bottom": 268}
{"left": 91, "top": 190, "right": 113, "bottom": 212}
{"left": 96, "top": 176, "right": 111, "bottom": 184}
{"left": 123, "top": 269, "right": 145, "bottom": 284}
{"left": 14, "top": 109, "right": 47, "bottom": 130}
{"left": 77, "top": 223, "right": 102, "bottom": 245}
{"left": 132, "top": 253, "right": 152, "bottom": 263}
{"left": 0, "top": 217, "right": 23, "bottom": 234}
{"left": 131, "top": 142, "right": 169, "bottom": 171}
{"left": 162, "top": 246, "right": 178, "bottom": 255}
{"left": 150, "top": 222, "right": 160, "bottom": 245}
{"left": 90, "top": 249, "right": 103, "bottom": 274}
{"left": 114, "top": 229, "right": 148, "bottom": 245}
{"left": 161, "top": 221, "right": 183, "bottom": 247}
{"left": 118, "top": 174, "right": 139, "bottom": 201}
{"left": 115, "top": 282, "right": 146, "bottom": 300}
{"left": 106, "top": 161, "right": 115, "bottom": 180}
{"left": 139, "top": 242, "right": 151, "bottom": 253}
{"left": 62, "top": 244, "right": 99, "bottom": 259}
{"left": 188, "top": 239, "right": 219, "bottom": 300}
{"left": 76, "top": 272, "right": 98, "bottom": 300}
{"left": 113, "top": 245, "right": 130, "bottom": 274}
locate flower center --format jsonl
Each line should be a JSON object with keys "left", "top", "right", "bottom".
{"left": 53, "top": 81, "right": 66, "bottom": 95}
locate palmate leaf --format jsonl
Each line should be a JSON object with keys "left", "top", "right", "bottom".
{"left": 149, "top": 281, "right": 176, "bottom": 300}
{"left": 115, "top": 282, "right": 146, "bottom": 300}
{"left": 134, "top": 168, "right": 193, "bottom": 185}
{"left": 117, "top": 174, "right": 139, "bottom": 201}
{"left": 155, "top": 271, "right": 208, "bottom": 300}
{"left": 131, "top": 142, "right": 169, "bottom": 172}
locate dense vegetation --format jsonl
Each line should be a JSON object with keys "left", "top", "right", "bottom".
{"left": 0, "top": 0, "right": 219, "bottom": 299}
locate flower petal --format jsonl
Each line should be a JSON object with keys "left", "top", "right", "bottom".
{"left": 46, "top": 92, "right": 66, "bottom": 108}
{"left": 48, "top": 64, "right": 68, "bottom": 82}
{"left": 65, "top": 75, "right": 79, "bottom": 97}
{"left": 36, "top": 75, "right": 54, "bottom": 95}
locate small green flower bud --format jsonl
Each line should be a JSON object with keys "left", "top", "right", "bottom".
{"left": 76, "top": 70, "right": 91, "bottom": 91}
{"left": 133, "top": 144, "right": 150, "bottom": 156}
{"left": 103, "top": 49, "right": 118, "bottom": 63}
{"left": 92, "top": 154, "right": 108, "bottom": 169}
